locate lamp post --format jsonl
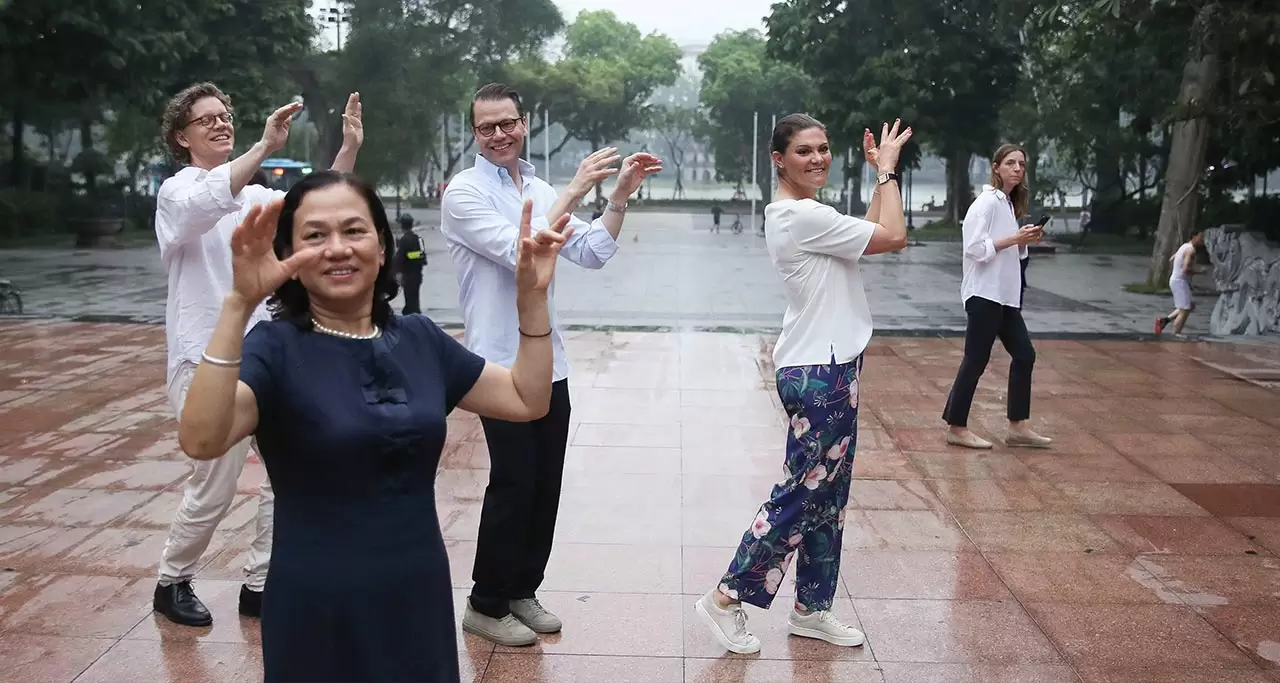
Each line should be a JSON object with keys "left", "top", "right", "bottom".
{"left": 324, "top": 0, "right": 351, "bottom": 50}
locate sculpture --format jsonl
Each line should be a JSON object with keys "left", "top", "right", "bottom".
{"left": 1205, "top": 225, "right": 1280, "bottom": 336}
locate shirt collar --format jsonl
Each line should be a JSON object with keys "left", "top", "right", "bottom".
{"left": 473, "top": 153, "right": 535, "bottom": 187}
{"left": 982, "top": 184, "right": 1008, "bottom": 201}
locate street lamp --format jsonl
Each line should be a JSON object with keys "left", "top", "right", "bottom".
{"left": 324, "top": 0, "right": 351, "bottom": 50}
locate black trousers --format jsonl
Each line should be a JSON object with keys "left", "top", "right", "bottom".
{"left": 943, "top": 297, "right": 1036, "bottom": 427}
{"left": 470, "top": 379, "right": 571, "bottom": 618}
{"left": 402, "top": 272, "right": 422, "bottom": 315}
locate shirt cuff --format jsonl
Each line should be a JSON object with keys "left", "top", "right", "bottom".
{"left": 584, "top": 218, "right": 620, "bottom": 260}
{"left": 208, "top": 162, "right": 244, "bottom": 211}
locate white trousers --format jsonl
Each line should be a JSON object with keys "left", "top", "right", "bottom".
{"left": 158, "top": 360, "right": 274, "bottom": 590}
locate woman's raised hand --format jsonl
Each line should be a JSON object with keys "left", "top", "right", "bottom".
{"left": 874, "top": 119, "right": 913, "bottom": 172}
{"left": 229, "top": 200, "right": 322, "bottom": 306}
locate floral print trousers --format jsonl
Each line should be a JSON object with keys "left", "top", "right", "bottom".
{"left": 719, "top": 354, "right": 862, "bottom": 611}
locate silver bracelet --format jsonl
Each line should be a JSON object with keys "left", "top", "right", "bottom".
{"left": 201, "top": 352, "right": 242, "bottom": 368}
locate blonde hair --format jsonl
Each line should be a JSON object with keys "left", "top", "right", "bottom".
{"left": 988, "top": 143, "right": 1029, "bottom": 218}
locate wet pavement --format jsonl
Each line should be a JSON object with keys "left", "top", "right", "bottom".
{"left": 2, "top": 319, "right": 1279, "bottom": 682}
{"left": 0, "top": 210, "right": 1213, "bottom": 336}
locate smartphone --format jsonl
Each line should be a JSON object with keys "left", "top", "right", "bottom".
{"left": 1033, "top": 214, "right": 1051, "bottom": 228}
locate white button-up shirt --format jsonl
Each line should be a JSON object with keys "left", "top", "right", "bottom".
{"left": 961, "top": 185, "right": 1028, "bottom": 308}
{"left": 441, "top": 155, "right": 619, "bottom": 381}
{"left": 764, "top": 198, "right": 877, "bottom": 369}
{"left": 155, "top": 164, "right": 279, "bottom": 391}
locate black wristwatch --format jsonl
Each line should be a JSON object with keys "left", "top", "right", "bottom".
{"left": 876, "top": 171, "right": 900, "bottom": 186}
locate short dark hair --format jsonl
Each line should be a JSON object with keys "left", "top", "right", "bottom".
{"left": 161, "top": 82, "right": 232, "bottom": 164}
{"left": 267, "top": 171, "right": 399, "bottom": 328}
{"left": 470, "top": 83, "right": 525, "bottom": 127}
{"left": 771, "top": 113, "right": 825, "bottom": 155}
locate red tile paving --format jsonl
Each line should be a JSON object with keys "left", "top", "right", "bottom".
{"left": 1, "top": 320, "right": 1279, "bottom": 681}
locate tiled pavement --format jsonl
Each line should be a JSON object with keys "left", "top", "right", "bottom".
{"left": 0, "top": 210, "right": 1215, "bottom": 336}
{"left": 2, "top": 320, "right": 1279, "bottom": 682}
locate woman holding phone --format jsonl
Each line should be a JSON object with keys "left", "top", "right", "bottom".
{"left": 941, "top": 143, "right": 1052, "bottom": 450}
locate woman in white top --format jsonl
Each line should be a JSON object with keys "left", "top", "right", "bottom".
{"left": 694, "top": 114, "right": 912, "bottom": 654}
{"left": 942, "top": 144, "right": 1052, "bottom": 450}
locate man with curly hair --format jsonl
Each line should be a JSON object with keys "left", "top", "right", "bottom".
{"left": 152, "top": 82, "right": 363, "bottom": 627}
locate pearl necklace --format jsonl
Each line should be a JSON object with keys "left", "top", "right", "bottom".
{"left": 312, "top": 320, "right": 380, "bottom": 340}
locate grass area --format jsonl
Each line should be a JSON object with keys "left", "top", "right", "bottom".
{"left": 908, "top": 218, "right": 1158, "bottom": 256}
{"left": 1123, "top": 282, "right": 1170, "bottom": 295}
{"left": 0, "top": 228, "right": 155, "bottom": 249}
{"left": 909, "top": 221, "right": 963, "bottom": 242}
{"left": 1064, "top": 233, "right": 1156, "bottom": 255}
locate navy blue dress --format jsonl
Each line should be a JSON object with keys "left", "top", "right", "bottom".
{"left": 239, "top": 314, "right": 485, "bottom": 683}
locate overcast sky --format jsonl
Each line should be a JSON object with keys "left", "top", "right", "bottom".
{"left": 553, "top": 0, "right": 775, "bottom": 45}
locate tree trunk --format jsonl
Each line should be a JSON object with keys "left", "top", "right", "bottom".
{"left": 1091, "top": 133, "right": 1125, "bottom": 234}
{"left": 1147, "top": 49, "right": 1219, "bottom": 286}
{"left": 945, "top": 150, "right": 973, "bottom": 224}
{"left": 8, "top": 103, "right": 24, "bottom": 188}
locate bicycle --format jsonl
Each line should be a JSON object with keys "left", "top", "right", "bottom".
{"left": 0, "top": 279, "right": 23, "bottom": 315}
{"left": 730, "top": 214, "right": 744, "bottom": 235}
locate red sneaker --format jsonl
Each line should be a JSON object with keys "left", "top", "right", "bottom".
{"left": 1154, "top": 316, "right": 1167, "bottom": 335}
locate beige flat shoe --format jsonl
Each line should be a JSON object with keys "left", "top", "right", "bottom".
{"left": 946, "top": 432, "right": 994, "bottom": 449}
{"left": 1006, "top": 432, "right": 1053, "bottom": 448}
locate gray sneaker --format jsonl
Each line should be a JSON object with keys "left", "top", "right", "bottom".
{"left": 510, "top": 598, "right": 562, "bottom": 633}
{"left": 462, "top": 600, "right": 537, "bottom": 646}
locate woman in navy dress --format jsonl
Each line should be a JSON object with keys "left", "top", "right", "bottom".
{"left": 175, "top": 170, "right": 572, "bottom": 682}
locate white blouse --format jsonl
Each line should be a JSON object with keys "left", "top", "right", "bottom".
{"left": 960, "top": 185, "right": 1028, "bottom": 309}
{"left": 764, "top": 198, "right": 877, "bottom": 369}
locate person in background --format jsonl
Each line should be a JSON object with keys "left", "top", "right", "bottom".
{"left": 395, "top": 212, "right": 425, "bottom": 315}
{"left": 941, "top": 143, "right": 1051, "bottom": 450}
{"left": 441, "top": 82, "right": 662, "bottom": 647}
{"left": 711, "top": 202, "right": 723, "bottom": 232}
{"left": 1155, "top": 230, "right": 1204, "bottom": 337}
{"left": 694, "top": 116, "right": 911, "bottom": 654}
{"left": 152, "top": 81, "right": 362, "bottom": 627}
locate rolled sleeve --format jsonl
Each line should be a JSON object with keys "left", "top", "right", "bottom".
{"left": 155, "top": 163, "right": 243, "bottom": 259}
{"left": 559, "top": 216, "right": 618, "bottom": 269}
{"left": 961, "top": 198, "right": 998, "bottom": 263}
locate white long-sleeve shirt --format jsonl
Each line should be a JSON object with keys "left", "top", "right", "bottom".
{"left": 764, "top": 198, "right": 877, "bottom": 369}
{"left": 440, "top": 155, "right": 619, "bottom": 381}
{"left": 155, "top": 164, "right": 280, "bottom": 391}
{"left": 960, "top": 185, "right": 1028, "bottom": 309}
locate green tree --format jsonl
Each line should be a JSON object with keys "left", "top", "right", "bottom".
{"left": 769, "top": 0, "right": 1020, "bottom": 224}
{"left": 698, "top": 29, "right": 815, "bottom": 206}
{"left": 553, "top": 11, "right": 682, "bottom": 182}
{"left": 651, "top": 105, "right": 704, "bottom": 199}
{"left": 295, "top": 0, "right": 563, "bottom": 181}
{"left": 0, "top": 0, "right": 313, "bottom": 189}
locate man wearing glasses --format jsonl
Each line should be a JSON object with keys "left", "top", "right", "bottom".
{"left": 442, "top": 83, "right": 662, "bottom": 646}
{"left": 152, "top": 82, "right": 362, "bottom": 627}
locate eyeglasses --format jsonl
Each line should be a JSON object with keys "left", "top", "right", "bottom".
{"left": 184, "top": 112, "right": 234, "bottom": 129}
{"left": 473, "top": 117, "right": 522, "bottom": 138}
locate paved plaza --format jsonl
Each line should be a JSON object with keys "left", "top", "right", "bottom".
{"left": 2, "top": 318, "right": 1279, "bottom": 682}
{"left": 0, "top": 210, "right": 1211, "bottom": 336}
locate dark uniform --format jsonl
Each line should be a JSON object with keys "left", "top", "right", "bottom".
{"left": 396, "top": 214, "right": 425, "bottom": 315}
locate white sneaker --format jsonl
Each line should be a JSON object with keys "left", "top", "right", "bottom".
{"left": 462, "top": 601, "right": 537, "bottom": 646}
{"left": 694, "top": 591, "right": 762, "bottom": 654}
{"left": 510, "top": 598, "right": 562, "bottom": 634}
{"left": 788, "top": 609, "right": 865, "bottom": 647}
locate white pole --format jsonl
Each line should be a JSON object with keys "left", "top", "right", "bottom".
{"left": 544, "top": 109, "right": 551, "bottom": 185}
{"left": 770, "top": 114, "right": 777, "bottom": 195}
{"left": 846, "top": 147, "right": 853, "bottom": 214}
{"left": 751, "top": 111, "right": 758, "bottom": 234}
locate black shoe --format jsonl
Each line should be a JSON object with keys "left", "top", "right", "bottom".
{"left": 153, "top": 580, "right": 212, "bottom": 627}
{"left": 238, "top": 584, "right": 262, "bottom": 618}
